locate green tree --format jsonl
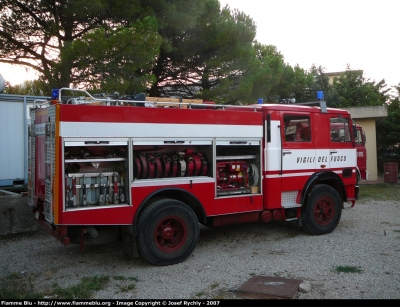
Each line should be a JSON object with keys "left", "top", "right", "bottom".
{"left": 239, "top": 43, "right": 285, "bottom": 104}
{"left": 268, "top": 64, "right": 314, "bottom": 103}
{"left": 0, "top": 0, "right": 305, "bottom": 102}
{"left": 331, "top": 65, "right": 390, "bottom": 107}
{"left": 376, "top": 85, "right": 400, "bottom": 172}
{"left": 2, "top": 80, "right": 48, "bottom": 96}
{"left": 144, "top": 2, "right": 260, "bottom": 102}
{"left": 0, "top": 0, "right": 163, "bottom": 92}
{"left": 144, "top": 1, "right": 289, "bottom": 103}
{"left": 62, "top": 18, "right": 162, "bottom": 94}
{"left": 307, "top": 65, "right": 339, "bottom": 105}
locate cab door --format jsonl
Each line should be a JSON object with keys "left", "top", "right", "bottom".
{"left": 329, "top": 115, "right": 357, "bottom": 177}
{"left": 280, "top": 112, "right": 318, "bottom": 200}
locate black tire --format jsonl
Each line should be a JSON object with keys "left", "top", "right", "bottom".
{"left": 137, "top": 198, "right": 199, "bottom": 266}
{"left": 301, "top": 184, "right": 342, "bottom": 235}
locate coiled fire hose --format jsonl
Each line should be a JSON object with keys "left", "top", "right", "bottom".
{"left": 171, "top": 155, "right": 178, "bottom": 177}
{"left": 176, "top": 152, "right": 186, "bottom": 176}
{"left": 247, "top": 163, "right": 260, "bottom": 187}
{"left": 161, "top": 154, "right": 171, "bottom": 177}
{"left": 138, "top": 154, "right": 148, "bottom": 179}
{"left": 134, "top": 156, "right": 142, "bottom": 179}
{"left": 197, "top": 152, "right": 208, "bottom": 176}
{"left": 146, "top": 154, "right": 156, "bottom": 178}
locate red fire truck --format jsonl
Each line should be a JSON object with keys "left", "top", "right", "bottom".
{"left": 28, "top": 88, "right": 359, "bottom": 266}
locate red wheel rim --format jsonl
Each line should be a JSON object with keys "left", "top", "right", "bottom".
{"left": 154, "top": 216, "right": 187, "bottom": 252}
{"left": 313, "top": 196, "right": 335, "bottom": 225}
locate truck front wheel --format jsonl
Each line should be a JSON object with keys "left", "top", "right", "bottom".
{"left": 301, "top": 184, "right": 342, "bottom": 235}
{"left": 137, "top": 199, "right": 199, "bottom": 266}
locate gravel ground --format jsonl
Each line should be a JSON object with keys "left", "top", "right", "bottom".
{"left": 1, "top": 195, "right": 400, "bottom": 300}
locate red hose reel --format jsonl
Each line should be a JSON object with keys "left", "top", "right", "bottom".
{"left": 134, "top": 150, "right": 208, "bottom": 179}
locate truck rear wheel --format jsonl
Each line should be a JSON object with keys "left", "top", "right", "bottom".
{"left": 301, "top": 184, "right": 342, "bottom": 235}
{"left": 137, "top": 198, "right": 199, "bottom": 266}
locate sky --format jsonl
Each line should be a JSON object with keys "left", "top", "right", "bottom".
{"left": 219, "top": 0, "right": 400, "bottom": 91}
{"left": 1, "top": 0, "right": 399, "bottom": 91}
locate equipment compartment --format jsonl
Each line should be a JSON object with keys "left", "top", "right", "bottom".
{"left": 132, "top": 143, "right": 212, "bottom": 179}
{"left": 216, "top": 142, "right": 261, "bottom": 196}
{"left": 63, "top": 142, "right": 128, "bottom": 209}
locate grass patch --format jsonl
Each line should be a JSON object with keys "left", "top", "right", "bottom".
{"left": 113, "top": 276, "right": 126, "bottom": 281}
{"left": 210, "top": 283, "right": 219, "bottom": 290}
{"left": 117, "top": 283, "right": 136, "bottom": 292}
{"left": 51, "top": 275, "right": 109, "bottom": 299}
{"left": 113, "top": 276, "right": 139, "bottom": 293}
{"left": 0, "top": 272, "right": 41, "bottom": 299}
{"left": 359, "top": 183, "right": 400, "bottom": 201}
{"left": 0, "top": 273, "right": 111, "bottom": 299}
{"left": 334, "top": 265, "right": 363, "bottom": 274}
{"left": 0, "top": 273, "right": 142, "bottom": 299}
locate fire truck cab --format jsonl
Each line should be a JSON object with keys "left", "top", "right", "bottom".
{"left": 330, "top": 122, "right": 367, "bottom": 181}
{"left": 28, "top": 88, "right": 359, "bottom": 266}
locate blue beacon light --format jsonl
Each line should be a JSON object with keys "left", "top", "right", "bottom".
{"left": 317, "top": 91, "right": 324, "bottom": 101}
{"left": 51, "top": 88, "right": 60, "bottom": 104}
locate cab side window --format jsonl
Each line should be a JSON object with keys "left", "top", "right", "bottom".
{"left": 284, "top": 115, "right": 311, "bottom": 142}
{"left": 330, "top": 117, "right": 351, "bottom": 142}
